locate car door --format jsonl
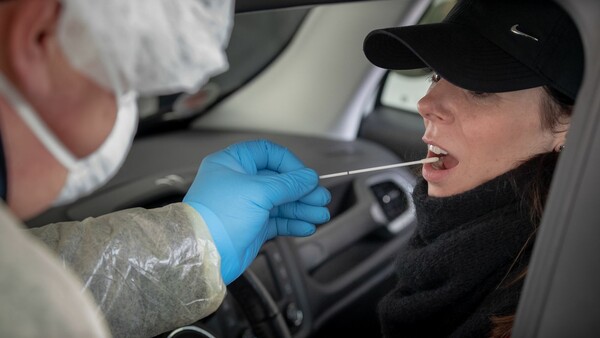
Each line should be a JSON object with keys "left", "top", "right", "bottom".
{"left": 512, "top": 0, "right": 600, "bottom": 337}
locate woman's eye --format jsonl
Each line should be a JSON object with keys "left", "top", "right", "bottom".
{"left": 469, "top": 91, "right": 491, "bottom": 98}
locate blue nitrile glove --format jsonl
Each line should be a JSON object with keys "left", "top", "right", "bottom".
{"left": 183, "top": 140, "right": 331, "bottom": 284}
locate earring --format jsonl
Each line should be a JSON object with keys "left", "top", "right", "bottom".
{"left": 556, "top": 144, "right": 565, "bottom": 153}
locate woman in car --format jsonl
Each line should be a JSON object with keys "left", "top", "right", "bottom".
{"left": 362, "top": 0, "right": 583, "bottom": 337}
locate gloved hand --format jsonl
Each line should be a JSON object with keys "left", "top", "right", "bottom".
{"left": 184, "top": 140, "right": 331, "bottom": 284}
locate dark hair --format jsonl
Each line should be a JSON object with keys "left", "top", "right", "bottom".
{"left": 490, "top": 85, "right": 574, "bottom": 338}
{"left": 528, "top": 86, "right": 574, "bottom": 223}
{"left": 540, "top": 86, "right": 574, "bottom": 133}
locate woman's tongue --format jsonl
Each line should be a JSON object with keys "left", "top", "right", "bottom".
{"left": 431, "top": 154, "right": 459, "bottom": 170}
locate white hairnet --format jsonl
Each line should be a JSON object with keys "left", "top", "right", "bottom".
{"left": 57, "top": 0, "right": 233, "bottom": 96}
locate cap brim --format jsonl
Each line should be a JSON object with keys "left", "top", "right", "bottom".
{"left": 363, "top": 23, "right": 547, "bottom": 93}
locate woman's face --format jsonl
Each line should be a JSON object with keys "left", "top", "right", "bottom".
{"left": 418, "top": 76, "right": 568, "bottom": 197}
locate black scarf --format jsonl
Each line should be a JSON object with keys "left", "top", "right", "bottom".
{"left": 378, "top": 155, "right": 556, "bottom": 337}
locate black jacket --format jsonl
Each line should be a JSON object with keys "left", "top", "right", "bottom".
{"left": 378, "top": 154, "right": 556, "bottom": 337}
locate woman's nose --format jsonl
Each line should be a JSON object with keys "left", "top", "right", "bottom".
{"left": 417, "top": 84, "right": 454, "bottom": 124}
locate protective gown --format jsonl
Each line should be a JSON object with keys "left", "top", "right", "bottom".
{"left": 0, "top": 203, "right": 110, "bottom": 338}
{"left": 29, "top": 202, "right": 226, "bottom": 338}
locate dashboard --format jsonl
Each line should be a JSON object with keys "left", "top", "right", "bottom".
{"left": 28, "top": 129, "right": 419, "bottom": 338}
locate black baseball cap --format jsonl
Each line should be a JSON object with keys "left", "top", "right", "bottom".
{"left": 363, "top": 0, "right": 584, "bottom": 100}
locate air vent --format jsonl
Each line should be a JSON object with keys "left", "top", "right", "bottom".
{"left": 370, "top": 181, "right": 408, "bottom": 221}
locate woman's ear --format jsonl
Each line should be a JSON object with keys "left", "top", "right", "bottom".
{"left": 553, "top": 115, "right": 571, "bottom": 152}
{"left": 6, "top": 0, "right": 61, "bottom": 100}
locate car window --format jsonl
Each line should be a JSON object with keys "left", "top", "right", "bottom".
{"left": 378, "top": 0, "right": 456, "bottom": 114}
{"left": 136, "top": 7, "right": 309, "bottom": 131}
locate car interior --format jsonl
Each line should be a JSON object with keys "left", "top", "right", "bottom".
{"left": 26, "top": 0, "right": 600, "bottom": 337}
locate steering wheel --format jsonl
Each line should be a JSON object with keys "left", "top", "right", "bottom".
{"left": 227, "top": 270, "right": 292, "bottom": 338}
{"left": 164, "top": 270, "right": 291, "bottom": 338}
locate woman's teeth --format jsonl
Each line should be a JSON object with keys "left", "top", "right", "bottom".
{"left": 428, "top": 144, "right": 449, "bottom": 155}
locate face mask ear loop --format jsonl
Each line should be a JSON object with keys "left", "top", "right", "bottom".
{"left": 0, "top": 73, "right": 78, "bottom": 171}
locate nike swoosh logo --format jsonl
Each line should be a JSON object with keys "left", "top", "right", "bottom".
{"left": 510, "top": 24, "right": 539, "bottom": 42}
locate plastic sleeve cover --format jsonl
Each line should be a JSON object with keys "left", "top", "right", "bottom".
{"left": 29, "top": 202, "right": 226, "bottom": 338}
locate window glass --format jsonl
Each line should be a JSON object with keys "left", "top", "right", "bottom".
{"left": 136, "top": 8, "right": 309, "bottom": 131}
{"left": 379, "top": 0, "right": 456, "bottom": 114}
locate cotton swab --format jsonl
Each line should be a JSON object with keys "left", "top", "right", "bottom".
{"left": 319, "top": 157, "right": 440, "bottom": 180}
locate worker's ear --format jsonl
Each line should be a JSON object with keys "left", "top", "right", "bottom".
{"left": 7, "top": 0, "right": 62, "bottom": 100}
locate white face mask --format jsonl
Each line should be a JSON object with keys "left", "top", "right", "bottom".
{"left": 0, "top": 74, "right": 138, "bottom": 206}
{"left": 53, "top": 92, "right": 138, "bottom": 205}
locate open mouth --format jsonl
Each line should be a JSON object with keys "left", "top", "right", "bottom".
{"left": 428, "top": 144, "right": 459, "bottom": 170}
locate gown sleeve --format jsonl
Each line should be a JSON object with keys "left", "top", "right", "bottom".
{"left": 30, "top": 202, "right": 226, "bottom": 338}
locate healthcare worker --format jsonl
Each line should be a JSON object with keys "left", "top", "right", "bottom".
{"left": 0, "top": 0, "right": 331, "bottom": 337}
